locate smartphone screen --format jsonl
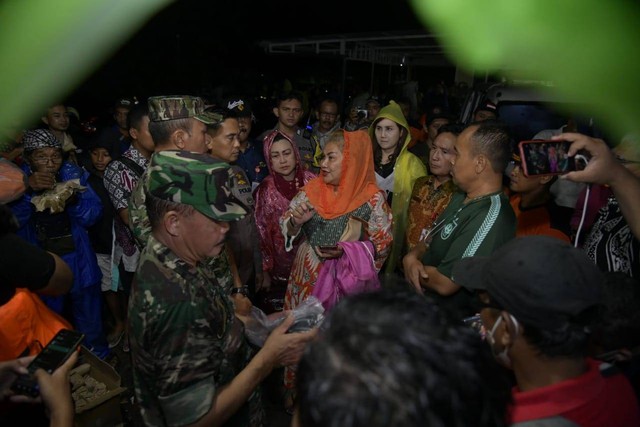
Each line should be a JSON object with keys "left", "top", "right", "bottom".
{"left": 518, "top": 139, "right": 580, "bottom": 177}
{"left": 28, "top": 329, "right": 84, "bottom": 374}
{"left": 11, "top": 329, "right": 84, "bottom": 397}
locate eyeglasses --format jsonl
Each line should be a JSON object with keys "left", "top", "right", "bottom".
{"left": 319, "top": 112, "right": 338, "bottom": 118}
{"left": 32, "top": 154, "right": 63, "bottom": 164}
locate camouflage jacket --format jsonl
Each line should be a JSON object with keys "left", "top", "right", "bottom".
{"left": 129, "top": 234, "right": 264, "bottom": 427}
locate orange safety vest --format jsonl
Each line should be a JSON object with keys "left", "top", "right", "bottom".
{"left": 0, "top": 288, "right": 72, "bottom": 361}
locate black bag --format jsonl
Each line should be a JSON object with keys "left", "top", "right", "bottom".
{"left": 33, "top": 211, "right": 75, "bottom": 255}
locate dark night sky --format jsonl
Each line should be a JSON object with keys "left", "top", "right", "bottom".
{"left": 68, "top": 0, "right": 440, "bottom": 121}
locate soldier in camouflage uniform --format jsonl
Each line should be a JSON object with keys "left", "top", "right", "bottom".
{"left": 204, "top": 108, "right": 264, "bottom": 294}
{"left": 128, "top": 96, "right": 237, "bottom": 292}
{"left": 129, "top": 150, "right": 316, "bottom": 427}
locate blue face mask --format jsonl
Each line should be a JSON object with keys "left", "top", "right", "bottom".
{"left": 486, "top": 314, "right": 519, "bottom": 369}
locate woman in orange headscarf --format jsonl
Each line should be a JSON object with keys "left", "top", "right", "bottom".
{"left": 279, "top": 129, "right": 393, "bottom": 406}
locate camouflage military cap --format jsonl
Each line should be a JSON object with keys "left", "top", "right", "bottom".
{"left": 147, "top": 95, "right": 221, "bottom": 124}
{"left": 147, "top": 151, "right": 247, "bottom": 221}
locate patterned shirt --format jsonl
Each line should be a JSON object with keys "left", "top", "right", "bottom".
{"left": 584, "top": 196, "right": 639, "bottom": 278}
{"left": 406, "top": 176, "right": 457, "bottom": 250}
{"left": 103, "top": 147, "right": 148, "bottom": 270}
{"left": 129, "top": 235, "right": 263, "bottom": 427}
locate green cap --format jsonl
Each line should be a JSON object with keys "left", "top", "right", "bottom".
{"left": 147, "top": 151, "right": 248, "bottom": 221}
{"left": 147, "top": 95, "right": 222, "bottom": 125}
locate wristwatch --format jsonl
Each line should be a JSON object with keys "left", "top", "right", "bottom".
{"left": 230, "top": 286, "right": 249, "bottom": 297}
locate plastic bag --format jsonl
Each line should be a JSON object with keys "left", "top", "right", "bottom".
{"left": 0, "top": 159, "right": 28, "bottom": 203}
{"left": 244, "top": 296, "right": 325, "bottom": 347}
{"left": 31, "top": 179, "right": 86, "bottom": 213}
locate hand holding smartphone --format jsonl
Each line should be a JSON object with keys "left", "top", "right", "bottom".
{"left": 316, "top": 244, "right": 343, "bottom": 259}
{"left": 11, "top": 329, "right": 84, "bottom": 397}
{"left": 518, "top": 139, "right": 589, "bottom": 177}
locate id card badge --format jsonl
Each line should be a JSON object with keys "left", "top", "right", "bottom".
{"left": 419, "top": 227, "right": 433, "bottom": 245}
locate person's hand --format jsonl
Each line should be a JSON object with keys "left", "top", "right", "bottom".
{"left": 28, "top": 171, "right": 56, "bottom": 191}
{"left": 31, "top": 351, "right": 77, "bottom": 426}
{"left": 260, "top": 315, "right": 317, "bottom": 369}
{"left": 555, "top": 132, "right": 623, "bottom": 185}
{"left": 0, "top": 355, "right": 34, "bottom": 401}
{"left": 316, "top": 246, "right": 344, "bottom": 259}
{"left": 290, "top": 202, "right": 315, "bottom": 228}
{"left": 402, "top": 252, "right": 429, "bottom": 294}
{"left": 232, "top": 293, "right": 253, "bottom": 318}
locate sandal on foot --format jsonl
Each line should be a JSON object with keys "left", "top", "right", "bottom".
{"left": 107, "top": 330, "right": 125, "bottom": 349}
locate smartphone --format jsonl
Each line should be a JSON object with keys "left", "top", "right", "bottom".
{"left": 11, "top": 329, "right": 84, "bottom": 397}
{"left": 518, "top": 139, "right": 583, "bottom": 177}
{"left": 318, "top": 245, "right": 339, "bottom": 251}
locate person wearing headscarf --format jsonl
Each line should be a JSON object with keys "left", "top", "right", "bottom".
{"left": 279, "top": 129, "right": 393, "bottom": 408}
{"left": 369, "top": 100, "right": 427, "bottom": 274}
{"left": 253, "top": 130, "right": 316, "bottom": 312}
{"left": 9, "top": 128, "right": 109, "bottom": 358}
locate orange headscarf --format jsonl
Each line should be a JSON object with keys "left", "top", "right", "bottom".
{"left": 304, "top": 130, "right": 381, "bottom": 219}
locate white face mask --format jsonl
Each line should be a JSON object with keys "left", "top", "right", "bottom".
{"left": 486, "top": 314, "right": 519, "bottom": 369}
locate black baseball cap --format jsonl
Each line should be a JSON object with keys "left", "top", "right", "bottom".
{"left": 225, "top": 97, "right": 253, "bottom": 118}
{"left": 452, "top": 236, "right": 602, "bottom": 329}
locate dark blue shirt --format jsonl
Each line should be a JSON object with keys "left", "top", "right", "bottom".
{"left": 236, "top": 139, "right": 268, "bottom": 186}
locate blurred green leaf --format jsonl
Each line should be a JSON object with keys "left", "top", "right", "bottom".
{"left": 411, "top": 0, "right": 640, "bottom": 139}
{"left": 0, "top": 0, "right": 172, "bottom": 131}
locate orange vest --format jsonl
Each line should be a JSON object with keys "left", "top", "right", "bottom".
{"left": 0, "top": 288, "right": 72, "bottom": 361}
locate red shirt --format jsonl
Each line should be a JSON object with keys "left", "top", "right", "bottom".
{"left": 510, "top": 359, "right": 640, "bottom": 426}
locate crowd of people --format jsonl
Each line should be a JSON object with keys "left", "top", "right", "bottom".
{"left": 0, "top": 90, "right": 639, "bottom": 427}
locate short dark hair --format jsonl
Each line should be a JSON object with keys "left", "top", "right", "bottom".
{"left": 276, "top": 91, "right": 304, "bottom": 107}
{"left": 148, "top": 118, "right": 193, "bottom": 146}
{"left": 297, "top": 290, "right": 511, "bottom": 427}
{"left": 437, "top": 122, "right": 465, "bottom": 136}
{"left": 520, "top": 305, "right": 598, "bottom": 358}
{"left": 145, "top": 190, "right": 194, "bottom": 230}
{"left": 316, "top": 96, "right": 339, "bottom": 111}
{"left": 127, "top": 102, "right": 149, "bottom": 131}
{"left": 204, "top": 108, "right": 233, "bottom": 136}
{"left": 468, "top": 120, "right": 511, "bottom": 173}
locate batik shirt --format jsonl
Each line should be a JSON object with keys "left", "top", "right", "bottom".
{"left": 406, "top": 176, "right": 457, "bottom": 250}
{"left": 584, "top": 196, "right": 639, "bottom": 278}
{"left": 103, "top": 147, "right": 148, "bottom": 271}
{"left": 129, "top": 235, "right": 264, "bottom": 427}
